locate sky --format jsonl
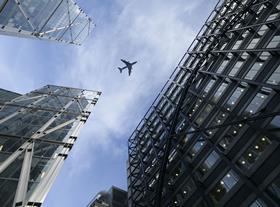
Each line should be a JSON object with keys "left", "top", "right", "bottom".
{"left": 0, "top": 0, "right": 216, "bottom": 206}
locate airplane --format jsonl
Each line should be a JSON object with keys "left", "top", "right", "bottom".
{"left": 118, "top": 59, "right": 137, "bottom": 76}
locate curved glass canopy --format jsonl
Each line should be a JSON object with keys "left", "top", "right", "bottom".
{"left": 0, "top": 0, "right": 93, "bottom": 45}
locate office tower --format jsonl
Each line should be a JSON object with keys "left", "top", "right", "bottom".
{"left": 87, "top": 186, "right": 128, "bottom": 207}
{"left": 0, "top": 0, "right": 93, "bottom": 45}
{"left": 127, "top": 0, "right": 280, "bottom": 206}
{"left": 0, "top": 85, "right": 101, "bottom": 207}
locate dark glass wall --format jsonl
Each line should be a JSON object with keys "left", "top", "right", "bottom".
{"left": 128, "top": 0, "right": 280, "bottom": 206}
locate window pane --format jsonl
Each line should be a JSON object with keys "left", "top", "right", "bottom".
{"left": 205, "top": 151, "right": 219, "bottom": 168}
{"left": 245, "top": 62, "right": 264, "bottom": 80}
{"left": 217, "top": 60, "right": 229, "bottom": 73}
{"left": 244, "top": 92, "right": 269, "bottom": 115}
{"left": 188, "top": 137, "right": 205, "bottom": 158}
{"left": 267, "top": 65, "right": 280, "bottom": 85}
{"left": 237, "top": 136, "right": 271, "bottom": 170}
{"left": 247, "top": 38, "right": 260, "bottom": 49}
{"left": 195, "top": 104, "right": 213, "bottom": 126}
{"left": 233, "top": 40, "right": 242, "bottom": 50}
{"left": 266, "top": 12, "right": 279, "bottom": 21}
{"left": 258, "top": 25, "right": 269, "bottom": 36}
{"left": 203, "top": 79, "right": 215, "bottom": 97}
{"left": 197, "top": 150, "right": 220, "bottom": 177}
{"left": 209, "top": 170, "right": 239, "bottom": 203}
{"left": 229, "top": 61, "right": 244, "bottom": 76}
{"left": 266, "top": 35, "right": 280, "bottom": 48}
{"left": 212, "top": 83, "right": 228, "bottom": 103}
{"left": 226, "top": 87, "right": 245, "bottom": 110}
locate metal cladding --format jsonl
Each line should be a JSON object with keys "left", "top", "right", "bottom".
{"left": 127, "top": 0, "right": 280, "bottom": 206}
{"left": 0, "top": 85, "right": 101, "bottom": 207}
{"left": 0, "top": 0, "right": 93, "bottom": 45}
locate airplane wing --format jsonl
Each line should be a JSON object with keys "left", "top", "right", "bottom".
{"left": 121, "top": 59, "right": 130, "bottom": 65}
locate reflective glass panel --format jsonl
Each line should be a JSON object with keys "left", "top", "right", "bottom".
{"left": 244, "top": 92, "right": 269, "bottom": 115}
{"left": 188, "top": 137, "right": 205, "bottom": 158}
{"left": 226, "top": 87, "right": 245, "bottom": 110}
{"left": 247, "top": 38, "right": 260, "bottom": 49}
{"left": 195, "top": 104, "right": 213, "bottom": 126}
{"left": 197, "top": 150, "right": 219, "bottom": 177}
{"left": 267, "top": 65, "right": 280, "bottom": 85}
{"left": 232, "top": 40, "right": 242, "bottom": 50}
{"left": 245, "top": 62, "right": 264, "bottom": 80}
{"left": 212, "top": 83, "right": 228, "bottom": 103}
{"left": 267, "top": 35, "right": 280, "bottom": 48}
{"left": 257, "top": 25, "right": 269, "bottom": 36}
{"left": 217, "top": 60, "right": 229, "bottom": 73}
{"left": 209, "top": 170, "right": 239, "bottom": 203}
{"left": 202, "top": 79, "right": 215, "bottom": 97}
{"left": 229, "top": 61, "right": 244, "bottom": 76}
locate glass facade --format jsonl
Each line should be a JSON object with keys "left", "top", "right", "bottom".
{"left": 127, "top": 0, "right": 280, "bottom": 206}
{"left": 0, "top": 85, "right": 100, "bottom": 206}
{"left": 0, "top": 0, "right": 93, "bottom": 45}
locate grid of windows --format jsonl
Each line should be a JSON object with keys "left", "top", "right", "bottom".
{"left": 128, "top": 0, "right": 280, "bottom": 206}
{"left": 0, "top": 85, "right": 100, "bottom": 206}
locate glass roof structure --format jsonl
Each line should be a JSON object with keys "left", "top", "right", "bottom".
{"left": 0, "top": 0, "right": 93, "bottom": 45}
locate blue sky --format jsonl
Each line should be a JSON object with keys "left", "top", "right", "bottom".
{"left": 0, "top": 0, "right": 216, "bottom": 206}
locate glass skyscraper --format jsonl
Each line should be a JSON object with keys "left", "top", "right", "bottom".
{"left": 128, "top": 0, "right": 280, "bottom": 206}
{"left": 0, "top": 0, "right": 93, "bottom": 45}
{"left": 0, "top": 85, "right": 101, "bottom": 207}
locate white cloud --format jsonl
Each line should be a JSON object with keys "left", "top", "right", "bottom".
{"left": 63, "top": 0, "right": 203, "bottom": 176}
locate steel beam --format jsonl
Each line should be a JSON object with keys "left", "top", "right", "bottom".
{"left": 13, "top": 142, "right": 34, "bottom": 207}
{"left": 27, "top": 149, "right": 69, "bottom": 204}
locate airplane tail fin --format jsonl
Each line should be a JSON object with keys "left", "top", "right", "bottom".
{"left": 118, "top": 67, "right": 123, "bottom": 73}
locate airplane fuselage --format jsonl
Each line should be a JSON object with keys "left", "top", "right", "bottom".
{"left": 118, "top": 59, "right": 137, "bottom": 76}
